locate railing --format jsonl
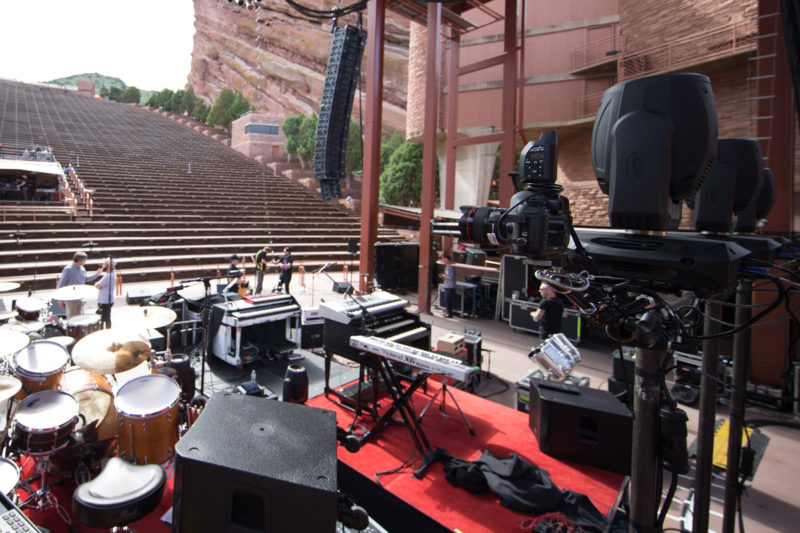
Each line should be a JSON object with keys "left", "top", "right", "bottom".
{"left": 576, "top": 91, "right": 606, "bottom": 119}
{"left": 620, "top": 19, "right": 757, "bottom": 80}
{"left": 571, "top": 31, "right": 621, "bottom": 72}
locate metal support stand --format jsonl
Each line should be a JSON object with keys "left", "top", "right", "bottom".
{"left": 693, "top": 300, "right": 722, "bottom": 533}
{"left": 418, "top": 378, "right": 475, "bottom": 435}
{"left": 630, "top": 346, "right": 665, "bottom": 532}
{"left": 722, "top": 279, "right": 752, "bottom": 533}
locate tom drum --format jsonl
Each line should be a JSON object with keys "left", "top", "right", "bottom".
{"left": 14, "top": 340, "right": 69, "bottom": 399}
{"left": 15, "top": 297, "right": 45, "bottom": 322}
{"left": 12, "top": 390, "right": 79, "bottom": 455}
{"left": 66, "top": 314, "right": 101, "bottom": 344}
{"left": 115, "top": 374, "right": 180, "bottom": 465}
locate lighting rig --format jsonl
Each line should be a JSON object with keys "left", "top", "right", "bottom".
{"left": 435, "top": 72, "right": 799, "bottom": 532}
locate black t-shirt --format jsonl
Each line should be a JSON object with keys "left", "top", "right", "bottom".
{"left": 538, "top": 296, "right": 564, "bottom": 339}
{"left": 279, "top": 255, "right": 293, "bottom": 278}
{"left": 255, "top": 250, "right": 268, "bottom": 271}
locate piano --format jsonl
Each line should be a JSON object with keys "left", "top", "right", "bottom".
{"left": 349, "top": 335, "right": 478, "bottom": 382}
{"left": 319, "top": 291, "right": 431, "bottom": 415}
{"left": 210, "top": 294, "right": 301, "bottom": 366}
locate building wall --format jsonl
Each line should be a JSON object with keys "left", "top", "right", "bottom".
{"left": 230, "top": 112, "right": 287, "bottom": 160}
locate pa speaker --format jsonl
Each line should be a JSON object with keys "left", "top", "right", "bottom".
{"left": 172, "top": 393, "right": 337, "bottom": 532}
{"left": 529, "top": 379, "right": 632, "bottom": 474}
{"left": 347, "top": 237, "right": 358, "bottom": 254}
{"left": 375, "top": 242, "right": 418, "bottom": 290}
{"left": 313, "top": 25, "right": 366, "bottom": 201}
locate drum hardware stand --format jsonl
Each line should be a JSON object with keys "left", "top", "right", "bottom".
{"left": 418, "top": 377, "right": 475, "bottom": 435}
{"left": 181, "top": 276, "right": 215, "bottom": 396}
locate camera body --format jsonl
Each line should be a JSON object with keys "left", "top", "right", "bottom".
{"left": 457, "top": 131, "right": 572, "bottom": 262}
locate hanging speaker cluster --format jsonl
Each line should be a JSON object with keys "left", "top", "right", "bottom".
{"left": 314, "top": 25, "right": 366, "bottom": 202}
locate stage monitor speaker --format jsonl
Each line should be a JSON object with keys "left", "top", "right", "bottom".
{"left": 313, "top": 25, "right": 366, "bottom": 201}
{"left": 347, "top": 237, "right": 358, "bottom": 254}
{"left": 375, "top": 242, "right": 418, "bottom": 290}
{"left": 172, "top": 393, "right": 337, "bottom": 532}
{"left": 529, "top": 379, "right": 632, "bottom": 474}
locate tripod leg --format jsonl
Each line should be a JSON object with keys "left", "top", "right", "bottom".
{"left": 443, "top": 385, "right": 476, "bottom": 436}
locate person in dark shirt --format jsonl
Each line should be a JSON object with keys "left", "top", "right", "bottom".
{"left": 253, "top": 245, "right": 272, "bottom": 294}
{"left": 531, "top": 282, "right": 564, "bottom": 340}
{"left": 274, "top": 247, "right": 293, "bottom": 294}
{"left": 226, "top": 254, "right": 243, "bottom": 294}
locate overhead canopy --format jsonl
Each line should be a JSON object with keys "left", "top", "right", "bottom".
{"left": 0, "top": 159, "right": 62, "bottom": 177}
{"left": 387, "top": 0, "right": 501, "bottom": 33}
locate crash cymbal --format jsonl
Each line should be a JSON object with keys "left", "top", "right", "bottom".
{"left": 0, "top": 311, "right": 17, "bottom": 322}
{"left": 0, "top": 375, "right": 21, "bottom": 402}
{"left": 0, "top": 282, "right": 20, "bottom": 293}
{"left": 111, "top": 306, "right": 177, "bottom": 330}
{"left": 51, "top": 284, "right": 97, "bottom": 301}
{"left": 0, "top": 330, "right": 29, "bottom": 359}
{"left": 72, "top": 328, "right": 152, "bottom": 374}
{"left": 2, "top": 319, "right": 44, "bottom": 334}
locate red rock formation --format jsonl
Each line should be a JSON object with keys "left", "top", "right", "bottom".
{"left": 190, "top": 0, "right": 409, "bottom": 131}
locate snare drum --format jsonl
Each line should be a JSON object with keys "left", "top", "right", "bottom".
{"left": 15, "top": 297, "right": 45, "bottom": 322}
{"left": 14, "top": 340, "right": 69, "bottom": 398}
{"left": 12, "top": 390, "right": 79, "bottom": 455}
{"left": 115, "top": 374, "right": 181, "bottom": 465}
{"left": 0, "top": 458, "right": 19, "bottom": 496}
{"left": 66, "top": 314, "right": 101, "bottom": 343}
{"left": 59, "top": 366, "right": 117, "bottom": 443}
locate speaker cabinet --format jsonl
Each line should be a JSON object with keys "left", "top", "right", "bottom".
{"left": 375, "top": 242, "right": 418, "bottom": 290}
{"left": 529, "top": 379, "right": 632, "bottom": 474}
{"left": 172, "top": 393, "right": 337, "bottom": 532}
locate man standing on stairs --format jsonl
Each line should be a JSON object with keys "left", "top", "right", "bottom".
{"left": 57, "top": 251, "right": 101, "bottom": 319}
{"left": 95, "top": 258, "right": 116, "bottom": 329}
{"left": 274, "top": 247, "right": 293, "bottom": 294}
{"left": 253, "top": 245, "right": 272, "bottom": 294}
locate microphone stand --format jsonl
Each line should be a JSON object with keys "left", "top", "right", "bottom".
{"left": 182, "top": 276, "right": 215, "bottom": 396}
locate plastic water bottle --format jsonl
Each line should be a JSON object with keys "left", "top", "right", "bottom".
{"left": 250, "top": 369, "right": 257, "bottom": 382}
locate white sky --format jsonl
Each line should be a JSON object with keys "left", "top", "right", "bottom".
{"left": 0, "top": 1, "right": 195, "bottom": 91}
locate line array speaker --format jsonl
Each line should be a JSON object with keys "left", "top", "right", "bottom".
{"left": 314, "top": 25, "right": 366, "bottom": 202}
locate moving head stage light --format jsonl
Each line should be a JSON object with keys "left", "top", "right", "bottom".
{"left": 458, "top": 130, "right": 572, "bottom": 264}
{"left": 576, "top": 73, "right": 749, "bottom": 291}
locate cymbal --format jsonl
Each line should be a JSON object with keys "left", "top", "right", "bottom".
{"left": 0, "top": 282, "right": 20, "bottom": 293}
{"left": 51, "top": 284, "right": 97, "bottom": 301}
{"left": 0, "top": 311, "right": 17, "bottom": 322}
{"left": 0, "top": 330, "right": 29, "bottom": 359}
{"left": 111, "top": 306, "right": 177, "bottom": 330}
{"left": 72, "top": 328, "right": 152, "bottom": 374}
{"left": 2, "top": 319, "right": 44, "bottom": 334}
{"left": 0, "top": 375, "right": 21, "bottom": 402}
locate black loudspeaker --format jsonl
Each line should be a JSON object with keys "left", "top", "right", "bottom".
{"left": 347, "top": 237, "right": 358, "bottom": 254}
{"left": 374, "top": 242, "right": 418, "bottom": 290}
{"left": 172, "top": 393, "right": 337, "bottom": 532}
{"left": 529, "top": 379, "right": 633, "bottom": 474}
{"left": 313, "top": 25, "right": 366, "bottom": 201}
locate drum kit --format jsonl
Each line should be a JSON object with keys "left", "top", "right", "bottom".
{"left": 0, "top": 281, "right": 197, "bottom": 515}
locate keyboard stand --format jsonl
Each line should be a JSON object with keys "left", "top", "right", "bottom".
{"left": 324, "top": 350, "right": 381, "bottom": 421}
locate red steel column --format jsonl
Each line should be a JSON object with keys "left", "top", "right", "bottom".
{"left": 498, "top": 0, "right": 518, "bottom": 207}
{"left": 359, "top": 0, "right": 386, "bottom": 293}
{"left": 417, "top": 2, "right": 441, "bottom": 313}
{"left": 443, "top": 36, "right": 460, "bottom": 254}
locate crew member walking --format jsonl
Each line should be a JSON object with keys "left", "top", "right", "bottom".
{"left": 57, "top": 251, "right": 101, "bottom": 318}
{"left": 275, "top": 247, "right": 293, "bottom": 294}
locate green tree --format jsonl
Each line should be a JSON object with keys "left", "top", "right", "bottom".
{"left": 297, "top": 114, "right": 318, "bottom": 168}
{"left": 192, "top": 99, "right": 210, "bottom": 123}
{"left": 107, "top": 86, "right": 123, "bottom": 102}
{"left": 121, "top": 86, "right": 141, "bottom": 104}
{"left": 345, "top": 120, "right": 363, "bottom": 173}
{"left": 171, "top": 89, "right": 185, "bottom": 113}
{"left": 282, "top": 114, "right": 305, "bottom": 162}
{"left": 230, "top": 92, "right": 252, "bottom": 121}
{"left": 98, "top": 86, "right": 110, "bottom": 99}
{"left": 181, "top": 86, "right": 197, "bottom": 115}
{"left": 207, "top": 88, "right": 235, "bottom": 128}
{"left": 380, "top": 131, "right": 405, "bottom": 173}
{"left": 379, "top": 141, "right": 424, "bottom": 206}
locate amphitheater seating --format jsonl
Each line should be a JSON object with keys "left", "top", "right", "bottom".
{"left": 0, "top": 80, "right": 393, "bottom": 290}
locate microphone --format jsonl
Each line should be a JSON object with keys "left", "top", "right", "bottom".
{"left": 318, "top": 262, "right": 335, "bottom": 274}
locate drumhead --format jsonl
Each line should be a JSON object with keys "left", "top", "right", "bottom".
{"left": 16, "top": 390, "right": 79, "bottom": 430}
{"left": 66, "top": 314, "right": 101, "bottom": 327}
{"left": 15, "top": 297, "right": 45, "bottom": 313}
{"left": 0, "top": 458, "right": 19, "bottom": 495}
{"left": 115, "top": 374, "right": 180, "bottom": 417}
{"left": 14, "top": 341, "right": 69, "bottom": 374}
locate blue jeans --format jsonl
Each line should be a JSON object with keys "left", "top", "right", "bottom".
{"left": 443, "top": 287, "right": 454, "bottom": 316}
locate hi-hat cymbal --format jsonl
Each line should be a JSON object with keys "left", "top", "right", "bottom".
{"left": 111, "top": 306, "right": 177, "bottom": 330}
{"left": 0, "top": 375, "right": 22, "bottom": 402}
{"left": 0, "top": 282, "right": 20, "bottom": 293}
{"left": 51, "top": 284, "right": 97, "bottom": 301}
{"left": 0, "top": 330, "right": 29, "bottom": 359}
{"left": 72, "top": 328, "right": 152, "bottom": 374}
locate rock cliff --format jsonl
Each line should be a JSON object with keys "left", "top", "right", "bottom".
{"left": 189, "top": 0, "right": 409, "bottom": 131}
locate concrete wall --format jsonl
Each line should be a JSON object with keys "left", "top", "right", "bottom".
{"left": 230, "top": 112, "right": 287, "bottom": 160}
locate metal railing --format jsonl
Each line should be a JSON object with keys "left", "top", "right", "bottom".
{"left": 576, "top": 91, "right": 606, "bottom": 119}
{"left": 571, "top": 31, "right": 621, "bottom": 72}
{"left": 620, "top": 19, "right": 757, "bottom": 80}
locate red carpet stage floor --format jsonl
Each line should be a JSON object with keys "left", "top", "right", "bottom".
{"left": 309, "top": 379, "right": 625, "bottom": 533}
